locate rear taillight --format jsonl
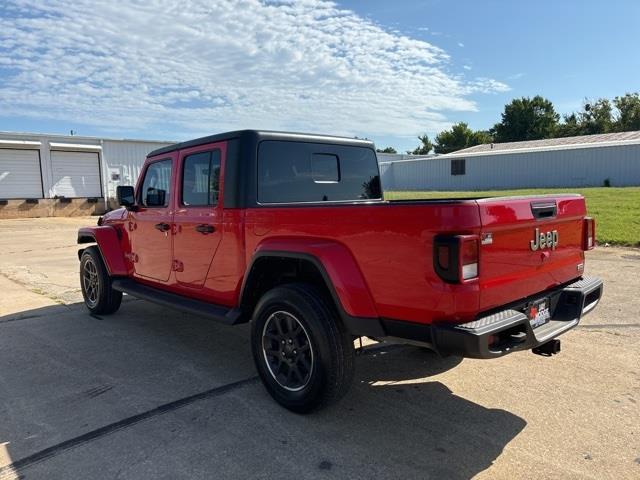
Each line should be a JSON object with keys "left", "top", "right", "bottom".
{"left": 461, "top": 237, "right": 479, "bottom": 280}
{"left": 434, "top": 235, "right": 479, "bottom": 283}
{"left": 582, "top": 217, "right": 596, "bottom": 250}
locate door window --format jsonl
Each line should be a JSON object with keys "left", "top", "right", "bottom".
{"left": 140, "top": 159, "right": 172, "bottom": 207}
{"left": 182, "top": 150, "right": 221, "bottom": 206}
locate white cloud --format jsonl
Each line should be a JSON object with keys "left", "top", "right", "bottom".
{"left": 466, "top": 78, "right": 510, "bottom": 94}
{"left": 463, "top": 65, "right": 472, "bottom": 71}
{"left": 0, "top": 0, "right": 508, "bottom": 140}
{"left": 457, "top": 42, "right": 464, "bottom": 48}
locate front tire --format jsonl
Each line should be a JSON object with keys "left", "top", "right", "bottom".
{"left": 251, "top": 283, "right": 355, "bottom": 413}
{"left": 80, "top": 246, "right": 122, "bottom": 315}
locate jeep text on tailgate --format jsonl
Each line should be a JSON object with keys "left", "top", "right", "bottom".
{"left": 77, "top": 130, "right": 603, "bottom": 412}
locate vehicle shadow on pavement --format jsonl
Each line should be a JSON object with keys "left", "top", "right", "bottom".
{"left": 0, "top": 301, "right": 526, "bottom": 480}
{"left": 325, "top": 344, "right": 527, "bottom": 479}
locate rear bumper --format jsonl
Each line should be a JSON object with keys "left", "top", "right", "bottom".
{"left": 430, "top": 276, "right": 603, "bottom": 359}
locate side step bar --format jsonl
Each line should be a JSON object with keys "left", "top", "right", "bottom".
{"left": 112, "top": 278, "right": 243, "bottom": 325}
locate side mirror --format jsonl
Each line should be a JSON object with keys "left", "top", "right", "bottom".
{"left": 116, "top": 185, "right": 136, "bottom": 209}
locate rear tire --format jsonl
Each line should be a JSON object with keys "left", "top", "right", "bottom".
{"left": 251, "top": 283, "right": 355, "bottom": 413}
{"left": 80, "top": 246, "right": 122, "bottom": 315}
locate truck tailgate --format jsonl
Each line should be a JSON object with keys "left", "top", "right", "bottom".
{"left": 477, "top": 195, "right": 586, "bottom": 312}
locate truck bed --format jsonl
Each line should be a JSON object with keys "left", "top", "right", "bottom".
{"left": 243, "top": 194, "right": 587, "bottom": 325}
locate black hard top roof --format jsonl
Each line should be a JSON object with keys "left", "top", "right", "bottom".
{"left": 147, "top": 129, "right": 375, "bottom": 158}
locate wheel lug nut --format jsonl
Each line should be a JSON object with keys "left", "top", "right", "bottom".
{"left": 281, "top": 351, "right": 285, "bottom": 356}
{"left": 288, "top": 339, "right": 293, "bottom": 344}
{"left": 281, "top": 340, "right": 285, "bottom": 344}
{"left": 293, "top": 350, "right": 297, "bottom": 355}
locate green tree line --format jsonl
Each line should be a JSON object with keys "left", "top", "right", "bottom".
{"left": 375, "top": 92, "right": 640, "bottom": 155}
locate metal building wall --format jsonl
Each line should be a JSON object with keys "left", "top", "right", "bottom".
{"left": 0, "top": 132, "right": 102, "bottom": 198}
{"left": 101, "top": 140, "right": 173, "bottom": 199}
{"left": 0, "top": 132, "right": 173, "bottom": 201}
{"left": 380, "top": 143, "right": 640, "bottom": 191}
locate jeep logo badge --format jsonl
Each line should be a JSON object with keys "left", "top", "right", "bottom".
{"left": 530, "top": 228, "right": 559, "bottom": 251}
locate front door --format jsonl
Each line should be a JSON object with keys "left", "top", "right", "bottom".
{"left": 130, "top": 156, "right": 175, "bottom": 282}
{"left": 172, "top": 144, "right": 224, "bottom": 289}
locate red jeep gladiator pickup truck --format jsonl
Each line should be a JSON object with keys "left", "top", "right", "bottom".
{"left": 78, "top": 130, "right": 603, "bottom": 412}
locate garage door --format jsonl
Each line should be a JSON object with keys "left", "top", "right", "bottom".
{"left": 0, "top": 149, "right": 43, "bottom": 199}
{"left": 50, "top": 151, "right": 102, "bottom": 198}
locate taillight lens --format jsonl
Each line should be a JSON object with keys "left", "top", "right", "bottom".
{"left": 583, "top": 217, "right": 596, "bottom": 250}
{"left": 461, "top": 238, "right": 479, "bottom": 280}
{"left": 433, "top": 235, "right": 479, "bottom": 283}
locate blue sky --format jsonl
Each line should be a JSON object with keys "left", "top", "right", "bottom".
{"left": 0, "top": 0, "right": 637, "bottom": 153}
{"left": 346, "top": 0, "right": 640, "bottom": 150}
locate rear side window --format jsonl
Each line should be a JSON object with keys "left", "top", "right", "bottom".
{"left": 258, "top": 141, "right": 381, "bottom": 203}
{"left": 182, "top": 150, "right": 221, "bottom": 206}
{"left": 140, "top": 159, "right": 172, "bottom": 207}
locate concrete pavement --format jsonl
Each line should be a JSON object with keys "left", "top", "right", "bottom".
{"left": 0, "top": 217, "right": 638, "bottom": 479}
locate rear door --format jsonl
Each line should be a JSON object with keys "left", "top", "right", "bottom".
{"left": 130, "top": 155, "right": 176, "bottom": 282}
{"left": 172, "top": 143, "right": 225, "bottom": 289}
{"left": 477, "top": 195, "right": 586, "bottom": 311}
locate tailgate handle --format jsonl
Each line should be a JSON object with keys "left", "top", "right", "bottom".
{"left": 531, "top": 201, "right": 557, "bottom": 219}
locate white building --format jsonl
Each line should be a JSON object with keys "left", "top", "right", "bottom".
{"left": 0, "top": 131, "right": 173, "bottom": 217}
{"left": 380, "top": 131, "right": 640, "bottom": 192}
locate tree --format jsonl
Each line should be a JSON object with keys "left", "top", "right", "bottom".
{"left": 433, "top": 122, "right": 489, "bottom": 154}
{"left": 376, "top": 146, "right": 397, "bottom": 154}
{"left": 613, "top": 93, "right": 640, "bottom": 132}
{"left": 409, "top": 134, "right": 433, "bottom": 155}
{"left": 472, "top": 129, "right": 493, "bottom": 145}
{"left": 492, "top": 96, "right": 559, "bottom": 142}
{"left": 555, "top": 113, "right": 583, "bottom": 138}
{"left": 580, "top": 98, "right": 614, "bottom": 134}
{"left": 555, "top": 99, "right": 613, "bottom": 137}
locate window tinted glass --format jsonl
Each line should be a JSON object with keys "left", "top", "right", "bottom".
{"left": 182, "top": 150, "right": 221, "bottom": 206}
{"left": 141, "top": 159, "right": 172, "bottom": 207}
{"left": 182, "top": 150, "right": 220, "bottom": 206}
{"left": 258, "top": 141, "right": 380, "bottom": 203}
{"left": 312, "top": 154, "right": 340, "bottom": 183}
{"left": 209, "top": 151, "right": 221, "bottom": 204}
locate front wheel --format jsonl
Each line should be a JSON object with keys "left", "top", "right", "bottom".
{"left": 80, "top": 246, "right": 122, "bottom": 315}
{"left": 251, "top": 283, "right": 355, "bottom": 413}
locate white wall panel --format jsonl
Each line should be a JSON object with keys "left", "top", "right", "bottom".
{"left": 102, "top": 140, "right": 173, "bottom": 199}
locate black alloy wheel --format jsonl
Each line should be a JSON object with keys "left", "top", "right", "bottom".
{"left": 262, "top": 310, "right": 314, "bottom": 392}
{"left": 79, "top": 246, "right": 122, "bottom": 315}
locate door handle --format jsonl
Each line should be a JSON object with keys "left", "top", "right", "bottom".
{"left": 154, "top": 222, "right": 171, "bottom": 232}
{"left": 195, "top": 224, "right": 215, "bottom": 234}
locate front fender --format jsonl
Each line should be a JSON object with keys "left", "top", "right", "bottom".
{"left": 251, "top": 237, "right": 378, "bottom": 319}
{"left": 78, "top": 226, "right": 127, "bottom": 276}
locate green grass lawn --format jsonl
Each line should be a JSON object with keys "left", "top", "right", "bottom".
{"left": 385, "top": 187, "right": 640, "bottom": 247}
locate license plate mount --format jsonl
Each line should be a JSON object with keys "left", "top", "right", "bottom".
{"left": 529, "top": 298, "right": 551, "bottom": 328}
